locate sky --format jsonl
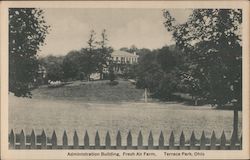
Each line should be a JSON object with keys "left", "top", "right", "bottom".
{"left": 38, "top": 8, "right": 192, "bottom": 57}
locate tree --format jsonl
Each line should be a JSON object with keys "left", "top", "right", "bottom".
{"left": 163, "top": 9, "right": 242, "bottom": 137}
{"left": 135, "top": 46, "right": 182, "bottom": 100}
{"left": 96, "top": 29, "right": 113, "bottom": 79}
{"left": 83, "top": 30, "right": 98, "bottom": 81}
{"left": 39, "top": 55, "right": 64, "bottom": 81}
{"left": 62, "top": 50, "right": 82, "bottom": 80}
{"left": 87, "top": 30, "right": 97, "bottom": 53}
{"left": 9, "top": 8, "right": 50, "bottom": 97}
{"left": 122, "top": 63, "right": 138, "bottom": 79}
{"left": 78, "top": 48, "right": 96, "bottom": 81}
{"left": 136, "top": 48, "right": 152, "bottom": 62}
{"left": 81, "top": 30, "right": 113, "bottom": 81}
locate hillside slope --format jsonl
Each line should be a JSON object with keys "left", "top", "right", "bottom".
{"left": 32, "top": 80, "right": 145, "bottom": 102}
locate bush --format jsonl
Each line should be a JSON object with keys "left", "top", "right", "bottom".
{"left": 108, "top": 80, "right": 119, "bottom": 86}
{"left": 109, "top": 70, "right": 116, "bottom": 81}
{"left": 79, "top": 72, "right": 85, "bottom": 81}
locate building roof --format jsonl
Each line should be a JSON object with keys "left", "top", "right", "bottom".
{"left": 111, "top": 50, "right": 138, "bottom": 57}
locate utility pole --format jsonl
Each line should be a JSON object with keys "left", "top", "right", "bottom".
{"left": 144, "top": 88, "right": 148, "bottom": 103}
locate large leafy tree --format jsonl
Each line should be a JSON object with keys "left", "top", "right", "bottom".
{"left": 163, "top": 9, "right": 242, "bottom": 108}
{"left": 39, "top": 55, "right": 64, "bottom": 82}
{"left": 163, "top": 9, "right": 242, "bottom": 138}
{"left": 136, "top": 46, "right": 182, "bottom": 100}
{"left": 9, "top": 8, "right": 50, "bottom": 97}
{"left": 62, "top": 50, "right": 82, "bottom": 80}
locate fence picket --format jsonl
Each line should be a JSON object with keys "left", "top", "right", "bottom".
{"left": 210, "top": 130, "right": 217, "bottom": 149}
{"left": 41, "top": 130, "right": 47, "bottom": 149}
{"left": 137, "top": 131, "right": 143, "bottom": 147}
{"left": 20, "top": 130, "right": 26, "bottom": 149}
{"left": 169, "top": 131, "right": 175, "bottom": 149}
{"left": 179, "top": 131, "right": 185, "bottom": 149}
{"left": 73, "top": 130, "right": 79, "bottom": 149}
{"left": 220, "top": 130, "right": 226, "bottom": 150}
{"left": 84, "top": 131, "right": 90, "bottom": 149}
{"left": 51, "top": 130, "right": 57, "bottom": 149}
{"left": 116, "top": 130, "right": 122, "bottom": 149}
{"left": 127, "top": 131, "right": 132, "bottom": 148}
{"left": 158, "top": 131, "right": 164, "bottom": 149}
{"left": 9, "top": 129, "right": 15, "bottom": 149}
{"left": 30, "top": 130, "right": 36, "bottom": 149}
{"left": 148, "top": 131, "right": 153, "bottom": 149}
{"left": 230, "top": 130, "right": 238, "bottom": 149}
{"left": 8, "top": 129, "right": 242, "bottom": 150}
{"left": 95, "top": 131, "right": 100, "bottom": 149}
{"left": 105, "top": 131, "right": 111, "bottom": 148}
{"left": 62, "top": 130, "right": 68, "bottom": 149}
{"left": 200, "top": 131, "right": 206, "bottom": 150}
{"left": 240, "top": 134, "right": 242, "bottom": 150}
{"left": 190, "top": 131, "right": 196, "bottom": 149}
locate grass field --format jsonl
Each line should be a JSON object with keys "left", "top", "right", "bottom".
{"left": 32, "top": 80, "right": 145, "bottom": 102}
{"left": 9, "top": 80, "right": 242, "bottom": 145}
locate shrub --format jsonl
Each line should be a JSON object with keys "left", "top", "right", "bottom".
{"left": 108, "top": 80, "right": 119, "bottom": 86}
{"left": 109, "top": 70, "right": 116, "bottom": 81}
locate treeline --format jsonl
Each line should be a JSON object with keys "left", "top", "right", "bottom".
{"left": 124, "top": 9, "right": 242, "bottom": 110}
{"left": 39, "top": 30, "right": 113, "bottom": 82}
{"left": 123, "top": 45, "right": 186, "bottom": 100}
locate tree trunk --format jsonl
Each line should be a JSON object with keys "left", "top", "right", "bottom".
{"left": 194, "top": 98, "right": 198, "bottom": 106}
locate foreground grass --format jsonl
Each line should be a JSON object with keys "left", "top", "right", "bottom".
{"left": 9, "top": 95, "right": 242, "bottom": 145}
{"left": 9, "top": 80, "right": 241, "bottom": 145}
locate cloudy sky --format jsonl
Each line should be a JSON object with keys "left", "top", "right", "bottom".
{"left": 38, "top": 8, "right": 192, "bottom": 57}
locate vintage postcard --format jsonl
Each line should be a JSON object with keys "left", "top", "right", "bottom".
{"left": 1, "top": 1, "right": 249, "bottom": 160}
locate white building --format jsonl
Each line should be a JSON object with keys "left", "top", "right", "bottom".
{"left": 90, "top": 50, "right": 139, "bottom": 79}
{"left": 111, "top": 50, "right": 139, "bottom": 64}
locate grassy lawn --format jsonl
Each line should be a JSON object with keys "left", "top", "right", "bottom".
{"left": 9, "top": 80, "right": 242, "bottom": 145}
{"left": 32, "top": 80, "right": 145, "bottom": 102}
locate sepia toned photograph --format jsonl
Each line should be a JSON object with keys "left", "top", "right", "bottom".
{"left": 1, "top": 1, "right": 249, "bottom": 160}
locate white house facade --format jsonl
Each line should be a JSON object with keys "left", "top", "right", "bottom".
{"left": 111, "top": 50, "right": 139, "bottom": 64}
{"left": 90, "top": 50, "right": 139, "bottom": 79}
